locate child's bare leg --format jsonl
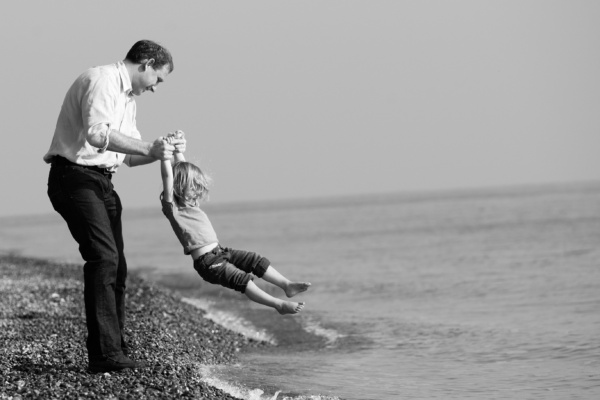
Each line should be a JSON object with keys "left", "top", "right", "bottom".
{"left": 244, "top": 280, "right": 305, "bottom": 315}
{"left": 261, "top": 266, "right": 311, "bottom": 298}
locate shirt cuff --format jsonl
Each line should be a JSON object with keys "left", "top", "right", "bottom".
{"left": 98, "top": 123, "right": 112, "bottom": 153}
{"left": 88, "top": 123, "right": 112, "bottom": 153}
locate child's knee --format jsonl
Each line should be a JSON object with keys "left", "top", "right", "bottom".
{"left": 227, "top": 270, "right": 253, "bottom": 293}
{"left": 253, "top": 257, "right": 270, "bottom": 278}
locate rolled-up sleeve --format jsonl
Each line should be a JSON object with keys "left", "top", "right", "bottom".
{"left": 89, "top": 123, "right": 111, "bottom": 153}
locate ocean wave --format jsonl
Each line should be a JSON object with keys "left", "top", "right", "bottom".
{"left": 198, "top": 364, "right": 340, "bottom": 400}
{"left": 182, "top": 297, "right": 278, "bottom": 345}
{"left": 300, "top": 315, "right": 346, "bottom": 347}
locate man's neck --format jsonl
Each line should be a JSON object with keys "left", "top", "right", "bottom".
{"left": 123, "top": 59, "right": 138, "bottom": 83}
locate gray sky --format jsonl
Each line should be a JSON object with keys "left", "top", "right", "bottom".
{"left": 1, "top": 1, "right": 599, "bottom": 218}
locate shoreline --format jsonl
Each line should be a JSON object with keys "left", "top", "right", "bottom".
{"left": 0, "top": 255, "right": 268, "bottom": 399}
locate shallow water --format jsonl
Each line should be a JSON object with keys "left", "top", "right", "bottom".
{"left": 2, "top": 182, "right": 600, "bottom": 399}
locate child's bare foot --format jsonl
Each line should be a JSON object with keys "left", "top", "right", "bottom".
{"left": 284, "top": 282, "right": 311, "bottom": 298}
{"left": 276, "top": 301, "right": 305, "bottom": 315}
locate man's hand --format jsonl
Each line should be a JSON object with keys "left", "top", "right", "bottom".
{"left": 150, "top": 137, "right": 177, "bottom": 161}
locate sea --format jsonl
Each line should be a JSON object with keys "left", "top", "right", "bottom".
{"left": 1, "top": 182, "right": 599, "bottom": 400}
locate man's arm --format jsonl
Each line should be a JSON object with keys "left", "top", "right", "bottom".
{"left": 81, "top": 71, "right": 187, "bottom": 162}
{"left": 128, "top": 155, "right": 157, "bottom": 167}
{"left": 106, "top": 130, "right": 185, "bottom": 159}
{"left": 127, "top": 132, "right": 187, "bottom": 167}
{"left": 87, "top": 128, "right": 186, "bottom": 163}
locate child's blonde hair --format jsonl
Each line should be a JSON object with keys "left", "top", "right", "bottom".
{"left": 172, "top": 161, "right": 211, "bottom": 207}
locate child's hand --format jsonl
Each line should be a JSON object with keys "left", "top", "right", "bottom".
{"left": 170, "top": 130, "right": 186, "bottom": 153}
{"left": 165, "top": 130, "right": 185, "bottom": 145}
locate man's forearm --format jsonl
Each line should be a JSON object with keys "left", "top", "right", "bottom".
{"left": 105, "top": 130, "right": 153, "bottom": 156}
{"left": 129, "top": 155, "right": 157, "bottom": 167}
{"left": 87, "top": 127, "right": 183, "bottom": 161}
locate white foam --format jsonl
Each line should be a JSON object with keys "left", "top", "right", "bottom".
{"left": 184, "top": 298, "right": 342, "bottom": 400}
{"left": 301, "top": 315, "right": 345, "bottom": 346}
{"left": 198, "top": 364, "right": 340, "bottom": 400}
{"left": 199, "top": 364, "right": 280, "bottom": 400}
{"left": 182, "top": 297, "right": 277, "bottom": 345}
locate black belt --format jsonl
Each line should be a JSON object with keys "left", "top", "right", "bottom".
{"left": 51, "top": 155, "right": 113, "bottom": 176}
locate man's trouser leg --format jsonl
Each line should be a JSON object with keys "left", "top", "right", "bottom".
{"left": 47, "top": 165, "right": 126, "bottom": 361}
{"left": 110, "top": 192, "right": 129, "bottom": 354}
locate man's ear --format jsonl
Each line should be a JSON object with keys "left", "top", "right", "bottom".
{"left": 140, "top": 58, "right": 156, "bottom": 70}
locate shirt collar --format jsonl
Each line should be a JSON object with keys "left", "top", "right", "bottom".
{"left": 116, "top": 61, "right": 133, "bottom": 97}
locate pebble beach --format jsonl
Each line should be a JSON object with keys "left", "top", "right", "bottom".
{"left": 0, "top": 255, "right": 270, "bottom": 399}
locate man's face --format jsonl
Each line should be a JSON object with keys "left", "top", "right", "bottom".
{"left": 131, "top": 61, "right": 170, "bottom": 96}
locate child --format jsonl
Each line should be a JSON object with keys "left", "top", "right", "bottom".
{"left": 160, "top": 131, "right": 310, "bottom": 315}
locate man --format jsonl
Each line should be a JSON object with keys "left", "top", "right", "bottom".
{"left": 44, "top": 40, "right": 185, "bottom": 373}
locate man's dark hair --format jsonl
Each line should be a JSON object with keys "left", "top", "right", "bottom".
{"left": 125, "top": 40, "right": 174, "bottom": 73}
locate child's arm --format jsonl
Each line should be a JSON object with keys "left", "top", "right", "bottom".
{"left": 162, "top": 130, "right": 187, "bottom": 202}
{"left": 173, "top": 151, "right": 185, "bottom": 163}
{"left": 169, "top": 130, "right": 186, "bottom": 164}
{"left": 161, "top": 158, "right": 175, "bottom": 203}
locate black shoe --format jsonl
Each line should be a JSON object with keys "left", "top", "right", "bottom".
{"left": 121, "top": 338, "right": 130, "bottom": 356}
{"left": 88, "top": 355, "right": 146, "bottom": 373}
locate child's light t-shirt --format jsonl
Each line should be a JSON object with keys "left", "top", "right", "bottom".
{"left": 161, "top": 196, "right": 219, "bottom": 255}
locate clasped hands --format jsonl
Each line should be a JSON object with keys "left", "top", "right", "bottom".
{"left": 152, "top": 130, "right": 187, "bottom": 160}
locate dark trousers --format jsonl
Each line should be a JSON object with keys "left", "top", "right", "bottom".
{"left": 47, "top": 163, "right": 127, "bottom": 361}
{"left": 193, "top": 245, "right": 270, "bottom": 293}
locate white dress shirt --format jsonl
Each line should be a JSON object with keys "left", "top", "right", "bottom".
{"left": 43, "top": 61, "right": 141, "bottom": 172}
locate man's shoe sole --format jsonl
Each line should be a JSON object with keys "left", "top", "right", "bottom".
{"left": 88, "top": 360, "right": 149, "bottom": 373}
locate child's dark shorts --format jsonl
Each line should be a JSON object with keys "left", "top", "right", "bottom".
{"left": 193, "top": 245, "right": 271, "bottom": 293}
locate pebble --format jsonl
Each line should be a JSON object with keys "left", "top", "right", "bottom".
{"left": 0, "top": 255, "right": 267, "bottom": 399}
